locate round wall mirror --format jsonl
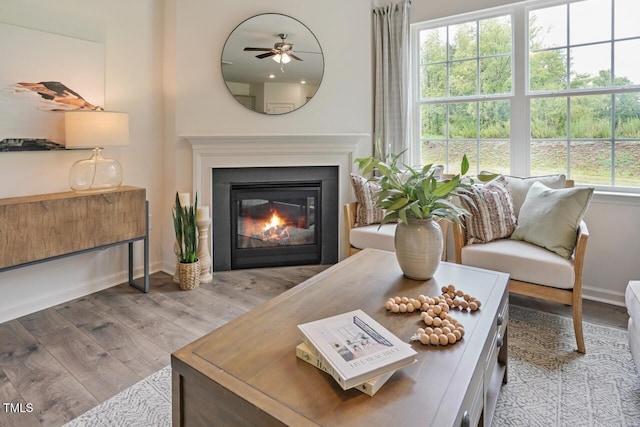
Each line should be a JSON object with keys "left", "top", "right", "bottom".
{"left": 221, "top": 13, "right": 324, "bottom": 115}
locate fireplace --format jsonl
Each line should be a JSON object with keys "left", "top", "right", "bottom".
{"left": 212, "top": 166, "right": 338, "bottom": 270}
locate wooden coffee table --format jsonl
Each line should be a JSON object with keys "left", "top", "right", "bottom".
{"left": 172, "top": 249, "right": 509, "bottom": 426}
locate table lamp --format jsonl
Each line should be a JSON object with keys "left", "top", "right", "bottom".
{"left": 65, "top": 110, "right": 129, "bottom": 192}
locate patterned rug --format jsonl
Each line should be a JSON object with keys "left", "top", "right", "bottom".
{"left": 494, "top": 305, "right": 640, "bottom": 426}
{"left": 63, "top": 366, "right": 171, "bottom": 427}
{"left": 64, "top": 305, "right": 640, "bottom": 427}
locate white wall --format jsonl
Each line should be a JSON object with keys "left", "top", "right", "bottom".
{"left": 163, "top": 0, "right": 374, "bottom": 273}
{"left": 0, "top": 0, "right": 166, "bottom": 322}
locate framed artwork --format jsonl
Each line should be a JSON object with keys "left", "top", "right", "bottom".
{"left": 0, "top": 23, "right": 104, "bottom": 151}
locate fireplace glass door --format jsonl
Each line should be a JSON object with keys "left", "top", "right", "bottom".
{"left": 230, "top": 182, "right": 321, "bottom": 269}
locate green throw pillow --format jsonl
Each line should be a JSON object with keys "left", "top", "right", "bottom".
{"left": 511, "top": 181, "right": 593, "bottom": 259}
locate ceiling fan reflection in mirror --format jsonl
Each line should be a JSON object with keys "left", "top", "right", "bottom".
{"left": 244, "top": 33, "right": 317, "bottom": 65}
{"left": 221, "top": 13, "right": 324, "bottom": 114}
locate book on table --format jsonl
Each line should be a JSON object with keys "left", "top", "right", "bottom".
{"left": 295, "top": 343, "right": 394, "bottom": 396}
{"left": 297, "top": 309, "right": 417, "bottom": 391}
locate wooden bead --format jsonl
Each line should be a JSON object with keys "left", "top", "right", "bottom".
{"left": 385, "top": 286, "right": 477, "bottom": 347}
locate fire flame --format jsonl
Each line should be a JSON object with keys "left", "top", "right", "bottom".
{"left": 259, "top": 210, "right": 291, "bottom": 242}
{"left": 263, "top": 211, "right": 285, "bottom": 232}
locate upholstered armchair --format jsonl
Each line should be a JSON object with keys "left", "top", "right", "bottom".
{"left": 451, "top": 175, "right": 593, "bottom": 354}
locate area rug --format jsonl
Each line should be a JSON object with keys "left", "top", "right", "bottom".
{"left": 63, "top": 366, "right": 171, "bottom": 427}
{"left": 64, "top": 305, "right": 640, "bottom": 427}
{"left": 493, "top": 305, "right": 640, "bottom": 426}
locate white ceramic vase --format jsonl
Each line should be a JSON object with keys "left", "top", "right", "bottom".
{"left": 394, "top": 218, "right": 443, "bottom": 280}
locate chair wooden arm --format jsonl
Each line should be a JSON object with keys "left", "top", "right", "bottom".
{"left": 572, "top": 220, "right": 589, "bottom": 294}
{"left": 343, "top": 203, "right": 358, "bottom": 257}
{"left": 451, "top": 219, "right": 466, "bottom": 264}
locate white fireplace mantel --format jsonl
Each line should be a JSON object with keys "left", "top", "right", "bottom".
{"left": 184, "top": 133, "right": 371, "bottom": 259}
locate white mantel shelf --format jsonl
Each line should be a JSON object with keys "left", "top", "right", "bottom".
{"left": 184, "top": 134, "right": 369, "bottom": 150}
{"left": 183, "top": 133, "right": 371, "bottom": 260}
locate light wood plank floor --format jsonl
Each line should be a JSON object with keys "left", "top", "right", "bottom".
{"left": 0, "top": 265, "right": 629, "bottom": 427}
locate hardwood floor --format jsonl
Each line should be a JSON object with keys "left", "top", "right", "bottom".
{"left": 0, "top": 265, "right": 328, "bottom": 427}
{"left": 0, "top": 265, "right": 630, "bottom": 427}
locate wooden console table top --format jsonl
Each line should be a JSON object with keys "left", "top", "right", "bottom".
{"left": 172, "top": 249, "right": 509, "bottom": 426}
{"left": 0, "top": 186, "right": 149, "bottom": 292}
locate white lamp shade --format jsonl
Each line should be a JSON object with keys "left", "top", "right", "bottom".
{"left": 65, "top": 111, "right": 129, "bottom": 148}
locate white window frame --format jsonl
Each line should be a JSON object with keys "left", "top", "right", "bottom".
{"left": 410, "top": 0, "right": 640, "bottom": 193}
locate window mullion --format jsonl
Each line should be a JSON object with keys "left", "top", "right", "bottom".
{"left": 512, "top": 6, "right": 529, "bottom": 176}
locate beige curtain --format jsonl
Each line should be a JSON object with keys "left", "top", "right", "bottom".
{"left": 373, "top": 0, "right": 411, "bottom": 161}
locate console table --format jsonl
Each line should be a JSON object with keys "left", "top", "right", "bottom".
{"left": 0, "top": 186, "right": 149, "bottom": 292}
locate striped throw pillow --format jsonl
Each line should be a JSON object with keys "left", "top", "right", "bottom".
{"left": 461, "top": 176, "right": 516, "bottom": 244}
{"left": 350, "top": 173, "right": 385, "bottom": 226}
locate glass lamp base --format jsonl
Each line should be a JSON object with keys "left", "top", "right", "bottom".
{"left": 69, "top": 147, "right": 123, "bottom": 193}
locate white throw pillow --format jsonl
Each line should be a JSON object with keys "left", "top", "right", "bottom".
{"left": 511, "top": 182, "right": 593, "bottom": 259}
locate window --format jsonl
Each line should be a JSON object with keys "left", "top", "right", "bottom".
{"left": 415, "top": 15, "right": 513, "bottom": 176}
{"left": 413, "top": 0, "right": 640, "bottom": 190}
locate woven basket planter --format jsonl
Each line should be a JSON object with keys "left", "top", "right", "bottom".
{"left": 178, "top": 261, "right": 201, "bottom": 291}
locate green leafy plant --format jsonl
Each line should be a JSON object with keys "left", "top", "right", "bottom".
{"left": 355, "top": 152, "right": 477, "bottom": 226}
{"left": 173, "top": 192, "right": 198, "bottom": 263}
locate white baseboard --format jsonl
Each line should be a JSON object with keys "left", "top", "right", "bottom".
{"left": 583, "top": 285, "right": 626, "bottom": 308}
{"left": 0, "top": 262, "right": 163, "bottom": 324}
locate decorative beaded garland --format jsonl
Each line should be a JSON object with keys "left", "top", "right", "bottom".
{"left": 383, "top": 284, "right": 481, "bottom": 347}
